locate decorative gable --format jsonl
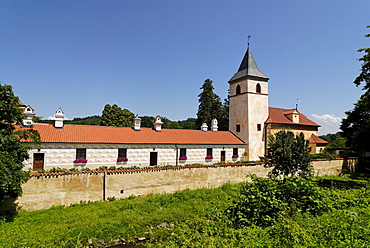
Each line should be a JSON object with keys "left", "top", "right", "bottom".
{"left": 284, "top": 109, "right": 300, "bottom": 123}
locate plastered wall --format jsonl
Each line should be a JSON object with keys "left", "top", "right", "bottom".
{"left": 24, "top": 144, "right": 245, "bottom": 171}
{"left": 13, "top": 158, "right": 356, "bottom": 211}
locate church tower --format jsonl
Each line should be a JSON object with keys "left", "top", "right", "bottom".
{"left": 228, "top": 45, "right": 269, "bottom": 160}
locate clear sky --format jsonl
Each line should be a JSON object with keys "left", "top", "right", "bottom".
{"left": 1, "top": 0, "right": 369, "bottom": 135}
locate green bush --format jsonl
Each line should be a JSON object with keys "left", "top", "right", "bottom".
{"left": 310, "top": 150, "right": 339, "bottom": 160}
{"left": 225, "top": 175, "right": 328, "bottom": 228}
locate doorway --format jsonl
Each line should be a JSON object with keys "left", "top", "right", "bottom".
{"left": 150, "top": 152, "right": 158, "bottom": 166}
{"left": 220, "top": 151, "right": 226, "bottom": 162}
{"left": 33, "top": 153, "right": 45, "bottom": 171}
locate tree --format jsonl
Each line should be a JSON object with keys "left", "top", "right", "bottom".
{"left": 261, "top": 131, "right": 312, "bottom": 179}
{"left": 319, "top": 132, "right": 341, "bottom": 143}
{"left": 218, "top": 92, "right": 229, "bottom": 131}
{"left": 100, "top": 104, "right": 134, "bottom": 127}
{"left": 177, "top": 117, "right": 197, "bottom": 130}
{"left": 341, "top": 26, "right": 370, "bottom": 154}
{"left": 0, "top": 84, "right": 40, "bottom": 204}
{"left": 196, "top": 79, "right": 223, "bottom": 129}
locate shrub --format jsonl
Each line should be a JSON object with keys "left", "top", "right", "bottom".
{"left": 225, "top": 175, "right": 328, "bottom": 228}
{"left": 310, "top": 150, "right": 339, "bottom": 160}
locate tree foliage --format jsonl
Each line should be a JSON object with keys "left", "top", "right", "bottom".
{"left": 67, "top": 115, "right": 102, "bottom": 126}
{"left": 0, "top": 84, "right": 40, "bottom": 203}
{"left": 262, "top": 131, "right": 312, "bottom": 179}
{"left": 100, "top": 104, "right": 134, "bottom": 127}
{"left": 341, "top": 26, "right": 370, "bottom": 153}
{"left": 196, "top": 79, "right": 229, "bottom": 131}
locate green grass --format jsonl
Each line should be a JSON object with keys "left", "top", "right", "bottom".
{"left": 1, "top": 177, "right": 370, "bottom": 247}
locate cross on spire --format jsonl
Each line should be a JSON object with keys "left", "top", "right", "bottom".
{"left": 247, "top": 34, "right": 251, "bottom": 49}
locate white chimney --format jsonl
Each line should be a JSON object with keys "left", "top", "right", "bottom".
{"left": 201, "top": 123, "right": 208, "bottom": 132}
{"left": 54, "top": 108, "right": 65, "bottom": 128}
{"left": 211, "top": 118, "right": 218, "bottom": 132}
{"left": 133, "top": 115, "right": 141, "bottom": 131}
{"left": 153, "top": 116, "right": 163, "bottom": 132}
{"left": 22, "top": 105, "right": 35, "bottom": 126}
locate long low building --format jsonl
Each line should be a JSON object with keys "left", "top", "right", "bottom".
{"left": 22, "top": 114, "right": 246, "bottom": 171}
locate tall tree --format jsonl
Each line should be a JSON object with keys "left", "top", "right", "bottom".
{"left": 261, "top": 131, "right": 312, "bottom": 179}
{"left": 0, "top": 84, "right": 40, "bottom": 204}
{"left": 218, "top": 91, "right": 229, "bottom": 131}
{"left": 100, "top": 104, "right": 134, "bottom": 127}
{"left": 196, "top": 79, "right": 223, "bottom": 129}
{"left": 341, "top": 26, "right": 370, "bottom": 154}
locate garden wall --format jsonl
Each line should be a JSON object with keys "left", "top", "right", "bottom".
{"left": 11, "top": 158, "right": 357, "bottom": 211}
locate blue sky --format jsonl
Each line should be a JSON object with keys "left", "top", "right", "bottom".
{"left": 1, "top": 0, "right": 369, "bottom": 134}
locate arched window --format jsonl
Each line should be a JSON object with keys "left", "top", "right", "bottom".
{"left": 236, "top": 84, "right": 241, "bottom": 95}
{"left": 256, "top": 83, "right": 261, "bottom": 93}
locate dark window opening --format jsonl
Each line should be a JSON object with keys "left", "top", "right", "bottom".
{"left": 76, "top": 148, "right": 86, "bottom": 159}
{"left": 236, "top": 124, "right": 240, "bottom": 132}
{"left": 118, "top": 148, "right": 127, "bottom": 158}
{"left": 233, "top": 148, "right": 238, "bottom": 156}
{"left": 180, "top": 148, "right": 186, "bottom": 157}
{"left": 256, "top": 83, "right": 261, "bottom": 93}
{"left": 207, "top": 148, "right": 213, "bottom": 156}
{"left": 236, "top": 84, "right": 241, "bottom": 95}
{"left": 257, "top": 124, "right": 261, "bottom": 131}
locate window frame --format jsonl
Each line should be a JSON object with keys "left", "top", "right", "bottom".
{"left": 180, "top": 148, "right": 186, "bottom": 157}
{"left": 118, "top": 148, "right": 127, "bottom": 158}
{"left": 76, "top": 148, "right": 87, "bottom": 159}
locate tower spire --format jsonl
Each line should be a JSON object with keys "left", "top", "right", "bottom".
{"left": 228, "top": 40, "right": 269, "bottom": 82}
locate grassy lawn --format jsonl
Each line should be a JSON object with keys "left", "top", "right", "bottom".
{"left": 0, "top": 175, "right": 370, "bottom": 247}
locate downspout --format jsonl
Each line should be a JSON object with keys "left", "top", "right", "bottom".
{"left": 175, "top": 145, "right": 178, "bottom": 166}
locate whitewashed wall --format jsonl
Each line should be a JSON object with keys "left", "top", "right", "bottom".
{"left": 24, "top": 143, "right": 246, "bottom": 171}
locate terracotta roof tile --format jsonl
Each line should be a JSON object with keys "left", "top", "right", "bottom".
{"left": 266, "top": 107, "right": 320, "bottom": 127}
{"left": 23, "top": 123, "right": 244, "bottom": 145}
{"left": 309, "top": 134, "right": 328, "bottom": 144}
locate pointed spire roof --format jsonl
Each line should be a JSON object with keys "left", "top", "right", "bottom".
{"left": 229, "top": 47, "right": 269, "bottom": 82}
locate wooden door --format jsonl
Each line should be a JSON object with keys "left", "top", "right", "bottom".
{"left": 221, "top": 151, "right": 226, "bottom": 162}
{"left": 33, "top": 153, "right": 45, "bottom": 171}
{"left": 150, "top": 152, "right": 158, "bottom": 166}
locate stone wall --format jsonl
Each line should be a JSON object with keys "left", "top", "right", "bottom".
{"left": 12, "top": 158, "right": 357, "bottom": 211}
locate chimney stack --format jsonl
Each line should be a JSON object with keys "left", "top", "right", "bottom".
{"left": 153, "top": 116, "right": 163, "bottom": 132}
{"left": 201, "top": 123, "right": 208, "bottom": 132}
{"left": 211, "top": 118, "right": 218, "bottom": 132}
{"left": 54, "top": 108, "right": 65, "bottom": 128}
{"left": 133, "top": 115, "right": 141, "bottom": 131}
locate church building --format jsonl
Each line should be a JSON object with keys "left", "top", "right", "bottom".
{"left": 228, "top": 46, "right": 327, "bottom": 161}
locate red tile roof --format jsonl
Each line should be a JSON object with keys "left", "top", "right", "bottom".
{"left": 22, "top": 123, "right": 244, "bottom": 145}
{"left": 266, "top": 107, "right": 320, "bottom": 127}
{"left": 309, "top": 134, "right": 328, "bottom": 144}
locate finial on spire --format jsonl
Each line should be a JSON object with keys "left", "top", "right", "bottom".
{"left": 296, "top": 99, "right": 300, "bottom": 110}
{"left": 247, "top": 34, "right": 251, "bottom": 49}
